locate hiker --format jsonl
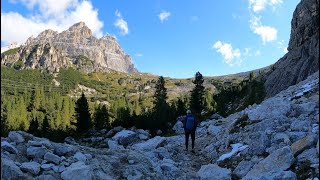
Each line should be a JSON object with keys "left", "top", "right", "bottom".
{"left": 183, "top": 110, "right": 197, "bottom": 153}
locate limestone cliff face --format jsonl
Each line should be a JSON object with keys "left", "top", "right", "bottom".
{"left": 1, "top": 22, "right": 138, "bottom": 73}
{"left": 263, "top": 0, "right": 319, "bottom": 98}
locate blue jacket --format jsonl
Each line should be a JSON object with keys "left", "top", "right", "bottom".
{"left": 183, "top": 115, "right": 197, "bottom": 132}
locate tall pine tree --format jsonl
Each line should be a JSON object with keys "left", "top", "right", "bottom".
{"left": 75, "top": 92, "right": 91, "bottom": 134}
{"left": 94, "top": 104, "right": 109, "bottom": 130}
{"left": 152, "top": 76, "right": 169, "bottom": 131}
{"left": 190, "top": 72, "right": 205, "bottom": 115}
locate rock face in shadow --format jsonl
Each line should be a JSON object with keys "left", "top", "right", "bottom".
{"left": 1, "top": 22, "right": 138, "bottom": 73}
{"left": 263, "top": 0, "right": 319, "bottom": 98}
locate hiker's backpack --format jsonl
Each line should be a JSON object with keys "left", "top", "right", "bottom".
{"left": 185, "top": 115, "right": 195, "bottom": 131}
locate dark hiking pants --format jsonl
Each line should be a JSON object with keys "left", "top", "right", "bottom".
{"left": 185, "top": 130, "right": 195, "bottom": 150}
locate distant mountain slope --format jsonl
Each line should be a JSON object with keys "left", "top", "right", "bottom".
{"left": 1, "top": 22, "right": 137, "bottom": 73}
{"left": 262, "top": 0, "right": 319, "bottom": 98}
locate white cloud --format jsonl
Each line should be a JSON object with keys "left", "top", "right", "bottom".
{"left": 158, "top": 11, "right": 171, "bottom": 23}
{"left": 277, "top": 40, "right": 288, "bottom": 53}
{"left": 249, "top": 15, "right": 277, "bottom": 43}
{"left": 248, "top": 0, "right": 283, "bottom": 13}
{"left": 135, "top": 53, "right": 143, "bottom": 57}
{"left": 255, "top": 50, "right": 261, "bottom": 56}
{"left": 1, "top": 0, "right": 103, "bottom": 46}
{"left": 213, "top": 41, "right": 242, "bottom": 66}
{"left": 114, "top": 10, "right": 129, "bottom": 36}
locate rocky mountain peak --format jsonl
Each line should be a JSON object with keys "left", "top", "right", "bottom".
{"left": 288, "top": 0, "right": 319, "bottom": 51}
{"left": 67, "top": 21, "right": 92, "bottom": 38}
{"left": 1, "top": 22, "right": 137, "bottom": 73}
{"left": 263, "top": 0, "right": 319, "bottom": 98}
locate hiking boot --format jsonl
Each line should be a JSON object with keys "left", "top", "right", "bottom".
{"left": 184, "top": 149, "right": 188, "bottom": 152}
{"left": 191, "top": 149, "right": 195, "bottom": 153}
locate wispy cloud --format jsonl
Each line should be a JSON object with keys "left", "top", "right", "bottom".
{"left": 158, "top": 11, "right": 171, "bottom": 23}
{"left": 1, "top": 0, "right": 103, "bottom": 45}
{"left": 278, "top": 40, "right": 288, "bottom": 53}
{"left": 213, "top": 41, "right": 242, "bottom": 66}
{"left": 114, "top": 10, "right": 129, "bottom": 36}
{"left": 135, "top": 53, "right": 143, "bottom": 57}
{"left": 248, "top": 0, "right": 283, "bottom": 13}
{"left": 249, "top": 15, "right": 277, "bottom": 43}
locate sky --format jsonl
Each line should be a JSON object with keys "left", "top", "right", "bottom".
{"left": 1, "top": 0, "right": 300, "bottom": 78}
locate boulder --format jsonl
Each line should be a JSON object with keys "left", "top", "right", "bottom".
{"left": 197, "top": 164, "right": 231, "bottom": 180}
{"left": 36, "top": 175, "right": 56, "bottom": 180}
{"left": 44, "top": 152, "right": 60, "bottom": 165}
{"left": 27, "top": 146, "right": 48, "bottom": 159}
{"left": 244, "top": 146, "right": 294, "bottom": 179}
{"left": 1, "top": 141, "right": 18, "bottom": 154}
{"left": 27, "top": 139, "right": 53, "bottom": 149}
{"left": 131, "top": 136, "right": 166, "bottom": 151}
{"left": 210, "top": 113, "right": 223, "bottom": 120}
{"left": 107, "top": 140, "right": 125, "bottom": 151}
{"left": 8, "top": 131, "right": 25, "bottom": 143}
{"left": 290, "top": 119, "right": 311, "bottom": 132}
{"left": 233, "top": 160, "right": 254, "bottom": 178}
{"left": 1, "top": 158, "right": 26, "bottom": 180}
{"left": 40, "top": 163, "right": 54, "bottom": 171}
{"left": 20, "top": 161, "right": 41, "bottom": 175}
{"left": 244, "top": 131, "right": 270, "bottom": 155}
{"left": 243, "top": 171, "right": 297, "bottom": 180}
{"left": 112, "top": 130, "right": 138, "bottom": 146}
{"left": 64, "top": 137, "right": 77, "bottom": 145}
{"left": 247, "top": 98, "right": 291, "bottom": 122}
{"left": 207, "top": 125, "right": 222, "bottom": 136}
{"left": 172, "top": 121, "right": 184, "bottom": 134}
{"left": 52, "top": 143, "right": 77, "bottom": 156}
{"left": 61, "top": 161, "right": 92, "bottom": 180}
{"left": 74, "top": 152, "right": 87, "bottom": 162}
{"left": 297, "top": 148, "right": 319, "bottom": 165}
{"left": 291, "top": 134, "right": 317, "bottom": 156}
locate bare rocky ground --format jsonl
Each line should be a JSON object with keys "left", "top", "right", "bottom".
{"left": 2, "top": 71, "right": 319, "bottom": 180}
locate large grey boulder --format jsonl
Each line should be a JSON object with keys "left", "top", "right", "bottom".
{"left": 44, "top": 152, "right": 60, "bottom": 164}
{"left": 247, "top": 98, "right": 291, "bottom": 122}
{"left": 131, "top": 136, "right": 166, "bottom": 151}
{"left": 74, "top": 152, "right": 87, "bottom": 162}
{"left": 291, "top": 134, "right": 317, "bottom": 156}
{"left": 297, "top": 148, "right": 319, "bottom": 165}
{"left": 233, "top": 160, "right": 254, "bottom": 178}
{"left": 1, "top": 141, "right": 18, "bottom": 154}
{"left": 172, "top": 121, "right": 184, "bottom": 134}
{"left": 8, "top": 131, "right": 25, "bottom": 143}
{"left": 112, "top": 130, "right": 139, "bottom": 146}
{"left": 197, "top": 164, "right": 231, "bottom": 180}
{"left": 20, "top": 161, "right": 41, "bottom": 175}
{"left": 1, "top": 158, "right": 26, "bottom": 180}
{"left": 244, "top": 131, "right": 270, "bottom": 155}
{"left": 61, "top": 161, "right": 92, "bottom": 180}
{"left": 52, "top": 143, "right": 77, "bottom": 156}
{"left": 27, "top": 139, "right": 53, "bottom": 149}
{"left": 207, "top": 125, "right": 222, "bottom": 136}
{"left": 27, "top": 146, "right": 48, "bottom": 159}
{"left": 244, "top": 146, "right": 294, "bottom": 179}
{"left": 107, "top": 140, "right": 125, "bottom": 151}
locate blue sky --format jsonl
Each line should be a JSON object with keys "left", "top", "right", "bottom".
{"left": 1, "top": 0, "right": 300, "bottom": 78}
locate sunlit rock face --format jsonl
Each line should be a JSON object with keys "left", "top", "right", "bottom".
{"left": 1, "top": 21, "right": 138, "bottom": 73}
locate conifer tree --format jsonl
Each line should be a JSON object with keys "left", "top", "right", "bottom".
{"left": 94, "top": 104, "right": 109, "bottom": 130}
{"left": 190, "top": 72, "right": 205, "bottom": 115}
{"left": 75, "top": 92, "right": 91, "bottom": 134}
{"left": 152, "top": 76, "right": 169, "bottom": 131}
{"left": 176, "top": 98, "right": 186, "bottom": 116}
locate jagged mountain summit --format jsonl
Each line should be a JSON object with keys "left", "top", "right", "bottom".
{"left": 1, "top": 22, "right": 137, "bottom": 73}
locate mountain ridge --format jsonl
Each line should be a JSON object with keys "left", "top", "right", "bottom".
{"left": 1, "top": 21, "right": 138, "bottom": 74}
